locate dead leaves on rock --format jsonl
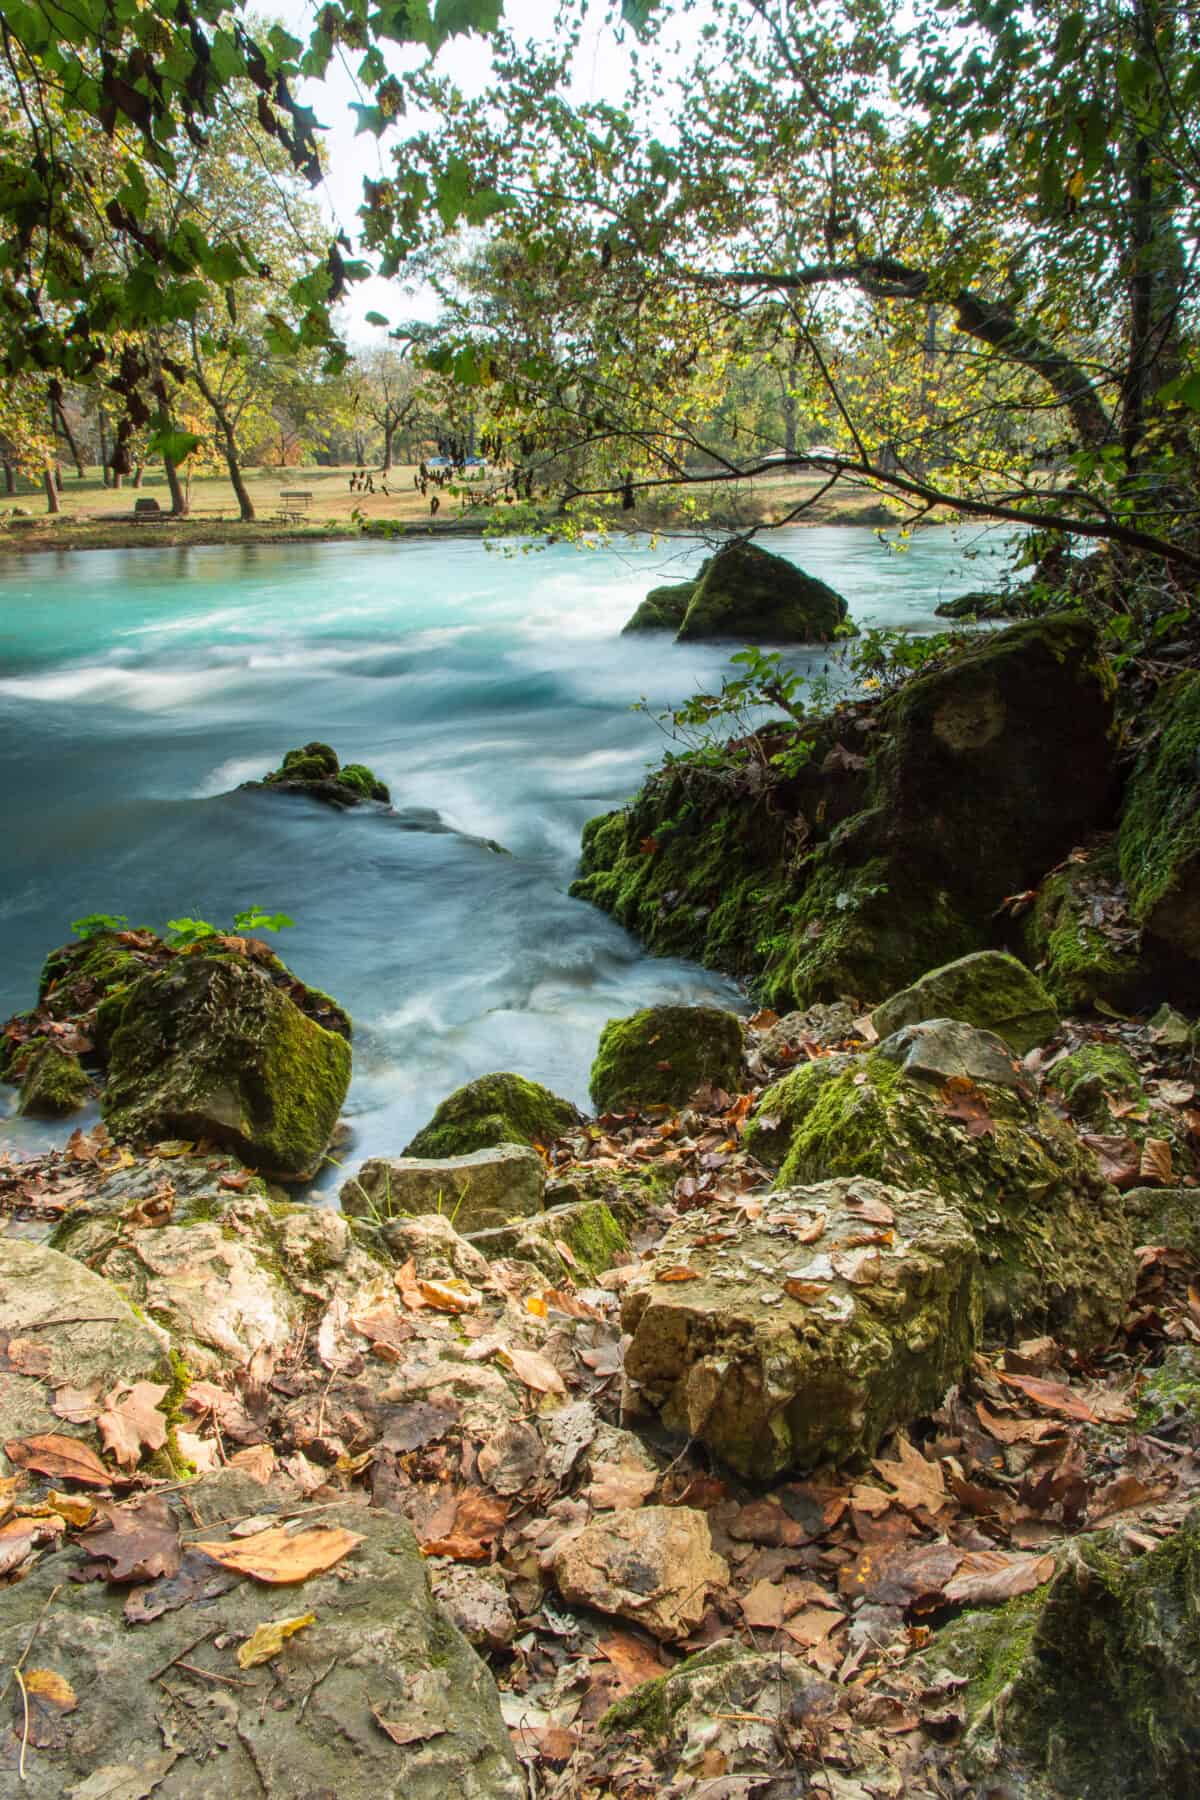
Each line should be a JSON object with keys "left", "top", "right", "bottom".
{"left": 78, "top": 1494, "right": 181, "bottom": 1583}
{"left": 192, "top": 1524, "right": 363, "bottom": 1584}
{"left": 4, "top": 1433, "right": 111, "bottom": 1487}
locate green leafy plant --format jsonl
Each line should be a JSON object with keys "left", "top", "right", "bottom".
{"left": 166, "top": 908, "right": 295, "bottom": 948}
{"left": 232, "top": 908, "right": 295, "bottom": 936}
{"left": 71, "top": 913, "right": 130, "bottom": 940}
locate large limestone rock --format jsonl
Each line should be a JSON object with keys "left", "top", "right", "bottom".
{"left": 1119, "top": 671, "right": 1200, "bottom": 967}
{"left": 52, "top": 1155, "right": 386, "bottom": 1377}
{"left": 404, "top": 1071, "right": 582, "bottom": 1158}
{"left": 341, "top": 1143, "right": 546, "bottom": 1235}
{"left": 746, "top": 1021, "right": 1135, "bottom": 1350}
{"left": 871, "top": 950, "right": 1059, "bottom": 1055}
{"left": 553, "top": 1505, "right": 728, "bottom": 1640}
{"left": 465, "top": 1198, "right": 630, "bottom": 1283}
{"left": 0, "top": 1239, "right": 170, "bottom": 1474}
{"left": 623, "top": 541, "right": 850, "bottom": 644}
{"left": 0, "top": 1472, "right": 524, "bottom": 1800}
{"left": 920, "top": 1511, "right": 1200, "bottom": 1800}
{"left": 101, "top": 953, "right": 351, "bottom": 1178}
{"left": 589, "top": 1004, "right": 744, "bottom": 1112}
{"left": 573, "top": 615, "right": 1117, "bottom": 1010}
{"left": 621, "top": 1177, "right": 979, "bottom": 1478}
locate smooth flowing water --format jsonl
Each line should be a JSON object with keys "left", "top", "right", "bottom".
{"left": 0, "top": 523, "right": 1013, "bottom": 1185}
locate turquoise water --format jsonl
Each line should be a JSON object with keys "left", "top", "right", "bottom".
{"left": 0, "top": 524, "right": 1013, "bottom": 1184}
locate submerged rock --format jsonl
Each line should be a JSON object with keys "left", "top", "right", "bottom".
{"left": 920, "top": 1511, "right": 1200, "bottom": 1800}
{"left": 0, "top": 1472, "right": 524, "bottom": 1800}
{"left": 552, "top": 1504, "right": 728, "bottom": 1640}
{"left": 746, "top": 1022, "right": 1135, "bottom": 1350}
{"left": 622, "top": 1176, "right": 979, "bottom": 1478}
{"left": 249, "top": 740, "right": 391, "bottom": 807}
{"left": 589, "top": 1004, "right": 744, "bottom": 1112}
{"left": 623, "top": 540, "right": 850, "bottom": 643}
{"left": 1119, "top": 671, "right": 1200, "bottom": 967}
{"left": 404, "top": 1071, "right": 582, "bottom": 1158}
{"left": 0, "top": 1239, "right": 170, "bottom": 1474}
{"left": 341, "top": 1143, "right": 546, "bottom": 1235}
{"left": 101, "top": 953, "right": 351, "bottom": 1179}
{"left": 574, "top": 615, "right": 1117, "bottom": 1010}
{"left": 871, "top": 950, "right": 1059, "bottom": 1055}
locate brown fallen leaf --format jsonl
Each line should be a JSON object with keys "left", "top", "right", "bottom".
{"left": 872, "top": 1435, "right": 948, "bottom": 1515}
{"left": 371, "top": 1703, "right": 450, "bottom": 1746}
{"left": 781, "top": 1604, "right": 845, "bottom": 1648}
{"left": 96, "top": 1381, "right": 170, "bottom": 1468}
{"left": 394, "top": 1258, "right": 426, "bottom": 1309}
{"left": 1080, "top": 1132, "right": 1142, "bottom": 1188}
{"left": 940, "top": 1076, "right": 996, "bottom": 1137}
{"left": 943, "top": 1550, "right": 1054, "bottom": 1605}
{"left": 236, "top": 1612, "right": 316, "bottom": 1668}
{"left": 0, "top": 1516, "right": 41, "bottom": 1577}
{"left": 996, "top": 1371, "right": 1099, "bottom": 1422}
{"left": 6, "top": 1336, "right": 52, "bottom": 1376}
{"left": 418, "top": 1277, "right": 480, "bottom": 1313}
{"left": 496, "top": 1342, "right": 567, "bottom": 1395}
{"left": 78, "top": 1494, "right": 181, "bottom": 1583}
{"left": 4, "top": 1432, "right": 111, "bottom": 1486}
{"left": 350, "top": 1305, "right": 414, "bottom": 1361}
{"left": 1139, "top": 1137, "right": 1174, "bottom": 1185}
{"left": 228, "top": 1444, "right": 276, "bottom": 1485}
{"left": 830, "top": 1245, "right": 882, "bottom": 1285}
{"left": 784, "top": 1278, "right": 829, "bottom": 1303}
{"left": 51, "top": 1384, "right": 103, "bottom": 1425}
{"left": 656, "top": 1266, "right": 703, "bottom": 1282}
{"left": 193, "top": 1524, "right": 364, "bottom": 1584}
{"left": 975, "top": 1401, "right": 1065, "bottom": 1445}
{"left": 23, "top": 1667, "right": 78, "bottom": 1710}
{"left": 790, "top": 1212, "right": 828, "bottom": 1243}
{"left": 595, "top": 1630, "right": 670, "bottom": 1692}
{"left": 587, "top": 1461, "right": 657, "bottom": 1510}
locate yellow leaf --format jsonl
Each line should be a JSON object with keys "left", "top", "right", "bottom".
{"left": 44, "top": 1489, "right": 96, "bottom": 1528}
{"left": 525, "top": 1295, "right": 548, "bottom": 1319}
{"left": 24, "top": 1668, "right": 77, "bottom": 1710}
{"left": 194, "top": 1525, "right": 363, "bottom": 1584}
{"left": 236, "top": 1612, "right": 316, "bottom": 1668}
{"left": 418, "top": 1278, "right": 480, "bottom": 1313}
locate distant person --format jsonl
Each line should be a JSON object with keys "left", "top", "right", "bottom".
{"left": 430, "top": 495, "right": 440, "bottom": 516}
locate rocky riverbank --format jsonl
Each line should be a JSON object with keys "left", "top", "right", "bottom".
{"left": 2, "top": 608, "right": 1200, "bottom": 1797}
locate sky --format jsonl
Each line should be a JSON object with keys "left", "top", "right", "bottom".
{"left": 268, "top": 0, "right": 651, "bottom": 341}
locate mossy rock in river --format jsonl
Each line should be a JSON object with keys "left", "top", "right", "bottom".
{"left": 17, "top": 1040, "right": 90, "bottom": 1116}
{"left": 1119, "top": 671, "right": 1200, "bottom": 967}
{"left": 101, "top": 954, "right": 351, "bottom": 1179}
{"left": 745, "top": 1020, "right": 1134, "bottom": 1350}
{"left": 404, "top": 1071, "right": 583, "bottom": 1158}
{"left": 871, "top": 950, "right": 1059, "bottom": 1056}
{"left": 574, "top": 615, "right": 1117, "bottom": 1011}
{"left": 590, "top": 1004, "right": 744, "bottom": 1113}
{"left": 622, "top": 540, "right": 850, "bottom": 644}
{"left": 919, "top": 1511, "right": 1200, "bottom": 1800}
{"left": 252, "top": 740, "right": 391, "bottom": 807}
{"left": 622, "top": 1175, "right": 980, "bottom": 1477}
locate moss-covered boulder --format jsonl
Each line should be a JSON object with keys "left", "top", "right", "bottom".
{"left": 622, "top": 1176, "right": 979, "bottom": 1477}
{"left": 1023, "top": 835, "right": 1151, "bottom": 1010}
{"left": 871, "top": 950, "right": 1058, "bottom": 1055}
{"left": 465, "top": 1198, "right": 630, "bottom": 1283}
{"left": 622, "top": 580, "right": 696, "bottom": 634}
{"left": 0, "top": 1238, "right": 172, "bottom": 1475}
{"left": 574, "top": 615, "right": 1116, "bottom": 1010}
{"left": 677, "top": 540, "right": 849, "bottom": 643}
{"left": 403, "top": 1071, "right": 582, "bottom": 1158}
{"left": 921, "top": 1513, "right": 1200, "bottom": 1800}
{"left": 590, "top": 1004, "right": 744, "bottom": 1113}
{"left": 101, "top": 954, "right": 351, "bottom": 1179}
{"left": 933, "top": 587, "right": 1024, "bottom": 620}
{"left": 1119, "top": 671, "right": 1200, "bottom": 965}
{"left": 1125, "top": 1186, "right": 1200, "bottom": 1258}
{"left": 746, "top": 1022, "right": 1135, "bottom": 1349}
{"left": 16, "top": 1040, "right": 90, "bottom": 1115}
{"left": 251, "top": 740, "right": 391, "bottom": 807}
{"left": 340, "top": 1144, "right": 546, "bottom": 1236}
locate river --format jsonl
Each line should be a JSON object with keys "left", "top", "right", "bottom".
{"left": 0, "top": 523, "right": 1013, "bottom": 1185}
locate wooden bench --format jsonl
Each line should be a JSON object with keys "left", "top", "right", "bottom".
{"left": 276, "top": 489, "right": 313, "bottom": 522}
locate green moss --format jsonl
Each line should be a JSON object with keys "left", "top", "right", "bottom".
{"left": 600, "top": 1643, "right": 747, "bottom": 1741}
{"left": 871, "top": 950, "right": 1058, "bottom": 1055}
{"left": 262, "top": 742, "right": 390, "bottom": 804}
{"left": 622, "top": 580, "right": 695, "bottom": 633}
{"left": 1119, "top": 671, "right": 1200, "bottom": 957}
{"left": 1050, "top": 1043, "right": 1146, "bottom": 1124}
{"left": 37, "top": 930, "right": 146, "bottom": 1017}
{"left": 17, "top": 1041, "right": 90, "bottom": 1116}
{"left": 338, "top": 762, "right": 390, "bottom": 802}
{"left": 589, "top": 1004, "right": 743, "bottom": 1112}
{"left": 282, "top": 741, "right": 339, "bottom": 775}
{"left": 675, "top": 541, "right": 850, "bottom": 643}
{"left": 403, "top": 1071, "right": 581, "bottom": 1158}
{"left": 1137, "top": 1347, "right": 1200, "bottom": 1429}
{"left": 1024, "top": 835, "right": 1148, "bottom": 1010}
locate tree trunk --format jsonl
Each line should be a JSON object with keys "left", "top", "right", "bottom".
{"left": 54, "top": 463, "right": 63, "bottom": 491}
{"left": 113, "top": 470, "right": 123, "bottom": 489}
{"left": 43, "top": 467, "right": 60, "bottom": 514}
{"left": 354, "top": 431, "right": 365, "bottom": 464}
{"left": 52, "top": 400, "right": 86, "bottom": 479}
{"left": 3, "top": 462, "right": 13, "bottom": 495}
{"left": 97, "top": 408, "right": 111, "bottom": 486}
{"left": 383, "top": 421, "right": 395, "bottom": 471}
{"left": 221, "top": 427, "right": 255, "bottom": 521}
{"left": 163, "top": 452, "right": 188, "bottom": 517}
{"left": 132, "top": 464, "right": 143, "bottom": 488}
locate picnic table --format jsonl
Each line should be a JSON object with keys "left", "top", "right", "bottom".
{"left": 276, "top": 489, "right": 313, "bottom": 522}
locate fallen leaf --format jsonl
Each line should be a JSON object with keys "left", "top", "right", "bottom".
{"left": 51, "top": 1384, "right": 103, "bottom": 1425}
{"left": 24, "top": 1667, "right": 77, "bottom": 1709}
{"left": 831, "top": 1245, "right": 882, "bottom": 1284}
{"left": 228, "top": 1444, "right": 276, "bottom": 1485}
{"left": 940, "top": 1076, "right": 996, "bottom": 1137}
{"left": 656, "top": 1265, "right": 703, "bottom": 1282}
{"left": 1080, "top": 1132, "right": 1142, "bottom": 1188}
{"left": 845, "top": 1189, "right": 895, "bottom": 1224}
{"left": 96, "top": 1381, "right": 169, "bottom": 1468}
{"left": 418, "top": 1277, "right": 481, "bottom": 1313}
{"left": 194, "top": 1524, "right": 363, "bottom": 1584}
{"left": 496, "top": 1342, "right": 567, "bottom": 1395}
{"left": 784, "top": 1278, "right": 829, "bottom": 1303}
{"left": 0, "top": 1517, "right": 40, "bottom": 1577}
{"left": 236, "top": 1612, "right": 317, "bottom": 1667}
{"left": 4, "top": 1432, "right": 111, "bottom": 1486}
{"left": 873, "top": 1436, "right": 948, "bottom": 1514}
{"left": 124, "top": 1549, "right": 240, "bottom": 1624}
{"left": 740, "top": 1577, "right": 789, "bottom": 1629}
{"left": 586, "top": 1461, "right": 657, "bottom": 1509}
{"left": 6, "top": 1336, "right": 52, "bottom": 1376}
{"left": 78, "top": 1494, "right": 181, "bottom": 1583}
{"left": 781, "top": 1604, "right": 845, "bottom": 1647}
{"left": 943, "top": 1550, "right": 1054, "bottom": 1605}
{"left": 66, "top": 1751, "right": 179, "bottom": 1800}
{"left": 997, "top": 1371, "right": 1099, "bottom": 1422}
{"left": 1139, "top": 1137, "right": 1174, "bottom": 1185}
{"left": 975, "top": 1401, "right": 1065, "bottom": 1445}
{"left": 790, "top": 1211, "right": 828, "bottom": 1243}
{"left": 595, "top": 1630, "right": 669, "bottom": 1692}
{"left": 371, "top": 1704, "right": 450, "bottom": 1746}
{"left": 394, "top": 1258, "right": 426, "bottom": 1309}
{"left": 45, "top": 1489, "right": 95, "bottom": 1528}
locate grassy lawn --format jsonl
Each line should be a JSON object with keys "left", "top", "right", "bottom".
{"left": 0, "top": 461, "right": 908, "bottom": 554}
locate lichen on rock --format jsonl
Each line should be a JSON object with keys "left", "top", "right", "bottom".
{"left": 16, "top": 1039, "right": 90, "bottom": 1115}
{"left": 341, "top": 1143, "right": 546, "bottom": 1235}
{"left": 404, "top": 1070, "right": 582, "bottom": 1158}
{"left": 589, "top": 1004, "right": 744, "bottom": 1113}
